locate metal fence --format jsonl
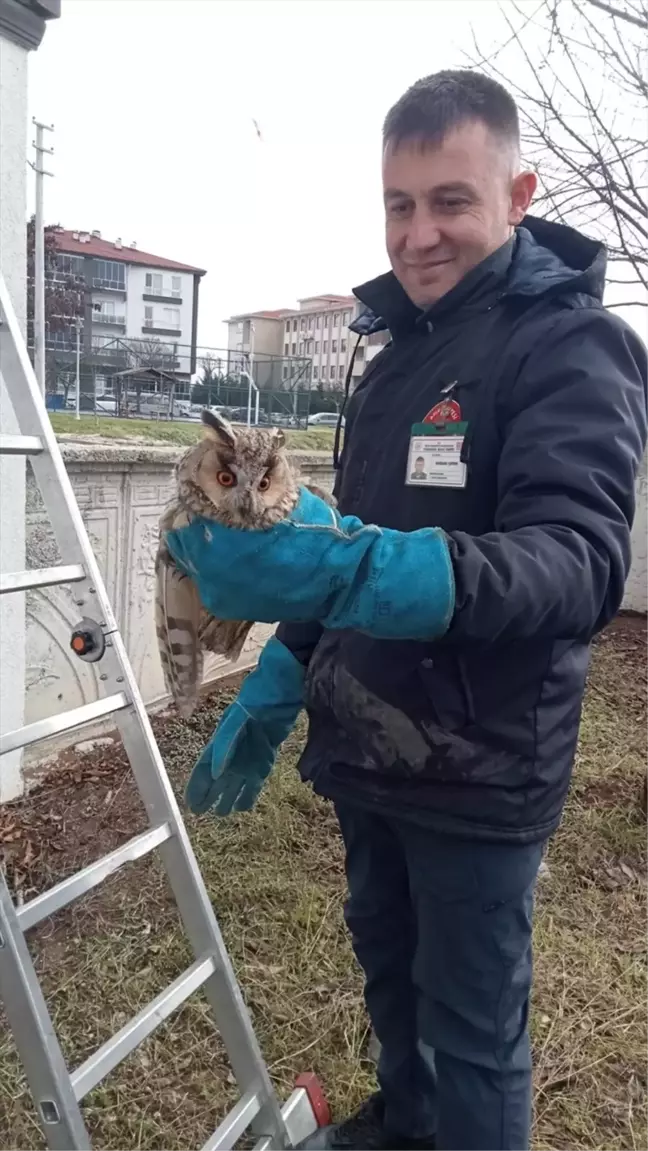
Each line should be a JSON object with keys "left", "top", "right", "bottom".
{"left": 40, "top": 336, "right": 338, "bottom": 428}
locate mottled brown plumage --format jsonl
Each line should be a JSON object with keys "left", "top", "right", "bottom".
{"left": 155, "top": 409, "right": 333, "bottom": 717}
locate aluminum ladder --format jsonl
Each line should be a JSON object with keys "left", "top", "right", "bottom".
{"left": 0, "top": 272, "right": 325, "bottom": 1150}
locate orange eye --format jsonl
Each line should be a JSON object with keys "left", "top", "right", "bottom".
{"left": 258, "top": 475, "right": 271, "bottom": 492}
{"left": 217, "top": 470, "right": 236, "bottom": 488}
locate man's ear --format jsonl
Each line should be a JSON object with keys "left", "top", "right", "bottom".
{"left": 201, "top": 409, "right": 236, "bottom": 449}
{"left": 509, "top": 170, "right": 537, "bottom": 226}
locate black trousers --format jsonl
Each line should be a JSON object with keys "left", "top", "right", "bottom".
{"left": 335, "top": 802, "right": 543, "bottom": 1150}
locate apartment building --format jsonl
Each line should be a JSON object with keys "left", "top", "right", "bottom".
{"left": 226, "top": 293, "right": 389, "bottom": 391}
{"left": 48, "top": 228, "right": 206, "bottom": 381}
{"left": 226, "top": 309, "right": 290, "bottom": 358}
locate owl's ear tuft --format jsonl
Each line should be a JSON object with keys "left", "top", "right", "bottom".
{"left": 202, "top": 409, "right": 236, "bottom": 448}
{"left": 271, "top": 427, "right": 285, "bottom": 449}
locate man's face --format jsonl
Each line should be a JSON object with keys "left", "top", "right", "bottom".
{"left": 383, "top": 119, "right": 536, "bottom": 309}
{"left": 414, "top": 458, "right": 425, "bottom": 473}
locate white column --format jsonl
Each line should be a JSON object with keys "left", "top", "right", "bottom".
{"left": 0, "top": 34, "right": 29, "bottom": 801}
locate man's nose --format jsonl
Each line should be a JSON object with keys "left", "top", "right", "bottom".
{"left": 405, "top": 207, "right": 441, "bottom": 252}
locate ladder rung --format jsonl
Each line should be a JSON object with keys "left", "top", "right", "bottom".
{"left": 17, "top": 824, "right": 172, "bottom": 932}
{"left": 201, "top": 1088, "right": 262, "bottom": 1151}
{"left": 71, "top": 956, "right": 217, "bottom": 1100}
{"left": 0, "top": 433, "right": 44, "bottom": 455}
{"left": 0, "top": 693, "right": 129, "bottom": 756}
{"left": 0, "top": 564, "right": 85, "bottom": 595}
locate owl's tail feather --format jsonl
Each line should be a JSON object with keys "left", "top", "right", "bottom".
{"left": 155, "top": 544, "right": 204, "bottom": 719}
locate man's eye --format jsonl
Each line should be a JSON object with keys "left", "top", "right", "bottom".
{"left": 388, "top": 202, "right": 410, "bottom": 217}
{"left": 440, "top": 198, "right": 468, "bottom": 211}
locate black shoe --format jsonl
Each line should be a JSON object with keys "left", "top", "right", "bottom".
{"left": 295, "top": 1092, "right": 436, "bottom": 1150}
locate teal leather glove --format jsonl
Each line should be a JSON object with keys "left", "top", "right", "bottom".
{"left": 185, "top": 635, "right": 305, "bottom": 816}
{"left": 166, "top": 487, "right": 455, "bottom": 642}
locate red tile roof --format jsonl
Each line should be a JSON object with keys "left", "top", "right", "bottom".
{"left": 226, "top": 308, "right": 297, "bottom": 321}
{"left": 51, "top": 229, "right": 206, "bottom": 275}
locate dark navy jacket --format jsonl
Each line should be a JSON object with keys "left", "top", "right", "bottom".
{"left": 277, "top": 217, "right": 647, "bottom": 843}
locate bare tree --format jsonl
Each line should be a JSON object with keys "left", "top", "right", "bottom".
{"left": 470, "top": 0, "right": 647, "bottom": 304}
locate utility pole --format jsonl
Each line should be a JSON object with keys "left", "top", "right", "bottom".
{"left": 74, "top": 317, "right": 82, "bottom": 421}
{"left": 31, "top": 119, "right": 54, "bottom": 397}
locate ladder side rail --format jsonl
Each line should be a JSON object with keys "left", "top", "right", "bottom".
{"left": 0, "top": 875, "right": 91, "bottom": 1150}
{"left": 110, "top": 684, "right": 289, "bottom": 1146}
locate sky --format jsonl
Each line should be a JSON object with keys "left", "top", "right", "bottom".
{"left": 28, "top": 0, "right": 646, "bottom": 349}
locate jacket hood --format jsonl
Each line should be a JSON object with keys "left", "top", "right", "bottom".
{"left": 352, "top": 215, "right": 607, "bottom": 337}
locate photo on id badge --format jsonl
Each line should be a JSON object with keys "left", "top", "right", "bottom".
{"left": 405, "top": 422, "right": 468, "bottom": 489}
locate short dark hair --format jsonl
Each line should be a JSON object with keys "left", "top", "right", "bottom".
{"left": 383, "top": 69, "right": 519, "bottom": 151}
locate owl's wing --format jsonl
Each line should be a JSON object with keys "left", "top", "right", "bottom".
{"left": 199, "top": 614, "right": 254, "bottom": 664}
{"left": 155, "top": 505, "right": 204, "bottom": 718}
{"left": 305, "top": 483, "right": 337, "bottom": 508}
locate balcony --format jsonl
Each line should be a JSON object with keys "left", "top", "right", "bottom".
{"left": 143, "top": 288, "right": 183, "bottom": 304}
{"left": 92, "top": 276, "right": 126, "bottom": 292}
{"left": 142, "top": 319, "right": 181, "bottom": 337}
{"left": 93, "top": 313, "right": 126, "bottom": 326}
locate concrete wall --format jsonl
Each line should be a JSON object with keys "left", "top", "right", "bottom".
{"left": 21, "top": 443, "right": 335, "bottom": 779}
{"left": 0, "top": 34, "right": 28, "bottom": 802}
{"left": 625, "top": 451, "right": 647, "bottom": 613}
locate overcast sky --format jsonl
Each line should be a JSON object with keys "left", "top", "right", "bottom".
{"left": 28, "top": 0, "right": 646, "bottom": 349}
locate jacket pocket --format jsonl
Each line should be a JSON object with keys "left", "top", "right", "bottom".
{"left": 418, "top": 651, "right": 472, "bottom": 730}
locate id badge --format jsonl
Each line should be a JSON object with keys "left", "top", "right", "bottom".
{"left": 406, "top": 421, "right": 468, "bottom": 489}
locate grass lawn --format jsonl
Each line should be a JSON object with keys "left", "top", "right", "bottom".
{"left": 49, "top": 412, "right": 337, "bottom": 454}
{"left": 0, "top": 617, "right": 645, "bottom": 1150}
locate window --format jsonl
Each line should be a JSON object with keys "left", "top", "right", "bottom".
{"left": 313, "top": 366, "right": 319, "bottom": 380}
{"left": 308, "top": 315, "right": 314, "bottom": 330}
{"left": 323, "top": 340, "right": 328, "bottom": 353}
{"left": 339, "top": 364, "right": 345, "bottom": 379}
{"left": 330, "top": 365, "right": 335, "bottom": 379}
{"left": 316, "top": 316, "right": 321, "bottom": 329}
{"left": 146, "top": 272, "right": 163, "bottom": 294}
{"left": 300, "top": 317, "right": 306, "bottom": 331}
{"left": 293, "top": 318, "right": 298, "bottom": 332}
{"left": 322, "top": 315, "right": 328, "bottom": 328}
{"left": 315, "top": 341, "right": 320, "bottom": 353}
{"left": 285, "top": 321, "right": 291, "bottom": 336}
{"left": 299, "top": 342, "right": 304, "bottom": 355}
{"left": 343, "top": 310, "right": 351, "bottom": 325}
{"left": 283, "top": 365, "right": 289, "bottom": 380}
{"left": 163, "top": 307, "right": 180, "bottom": 329}
{"left": 341, "top": 339, "right": 347, "bottom": 353}
{"left": 332, "top": 340, "right": 337, "bottom": 353}
{"left": 144, "top": 305, "right": 153, "bottom": 325}
{"left": 284, "top": 343, "right": 289, "bottom": 356}
{"left": 291, "top": 342, "right": 296, "bottom": 355}
{"left": 333, "top": 313, "right": 339, "bottom": 327}
{"left": 55, "top": 253, "right": 84, "bottom": 279}
{"left": 93, "top": 259, "right": 125, "bottom": 291}
{"left": 97, "top": 299, "right": 115, "bottom": 317}
{"left": 171, "top": 276, "right": 181, "bottom": 297}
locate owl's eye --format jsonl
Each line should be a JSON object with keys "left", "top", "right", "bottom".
{"left": 217, "top": 470, "right": 236, "bottom": 487}
{"left": 258, "top": 475, "right": 271, "bottom": 492}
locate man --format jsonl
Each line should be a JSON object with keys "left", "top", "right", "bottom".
{"left": 410, "top": 456, "right": 428, "bottom": 481}
{"left": 166, "top": 71, "right": 647, "bottom": 1150}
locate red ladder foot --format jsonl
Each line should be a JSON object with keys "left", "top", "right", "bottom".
{"left": 295, "top": 1072, "right": 331, "bottom": 1128}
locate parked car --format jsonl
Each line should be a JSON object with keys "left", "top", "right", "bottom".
{"left": 307, "top": 411, "right": 343, "bottom": 427}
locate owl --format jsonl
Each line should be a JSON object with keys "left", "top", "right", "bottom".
{"left": 155, "top": 409, "right": 332, "bottom": 718}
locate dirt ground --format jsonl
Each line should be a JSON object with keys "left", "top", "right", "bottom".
{"left": 0, "top": 615, "right": 645, "bottom": 1150}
